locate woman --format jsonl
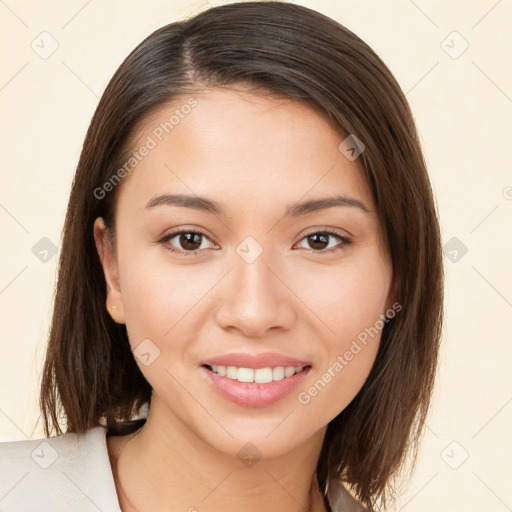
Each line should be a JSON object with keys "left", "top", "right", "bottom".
{"left": 0, "top": 2, "right": 444, "bottom": 511}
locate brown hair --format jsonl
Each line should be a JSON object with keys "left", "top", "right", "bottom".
{"left": 40, "top": 2, "right": 444, "bottom": 509}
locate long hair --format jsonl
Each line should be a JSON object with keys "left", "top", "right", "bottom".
{"left": 40, "top": 2, "right": 444, "bottom": 509}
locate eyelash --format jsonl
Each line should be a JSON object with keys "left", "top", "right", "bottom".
{"left": 157, "top": 228, "right": 352, "bottom": 256}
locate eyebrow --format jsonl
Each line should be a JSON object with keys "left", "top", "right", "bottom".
{"left": 144, "top": 193, "right": 371, "bottom": 216}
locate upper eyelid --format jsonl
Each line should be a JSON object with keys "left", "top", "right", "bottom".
{"left": 161, "top": 228, "right": 216, "bottom": 244}
{"left": 161, "top": 227, "right": 350, "bottom": 240}
{"left": 296, "top": 226, "right": 352, "bottom": 240}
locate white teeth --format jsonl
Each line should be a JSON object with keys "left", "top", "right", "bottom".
{"left": 237, "top": 367, "right": 255, "bottom": 383}
{"left": 254, "top": 368, "right": 273, "bottom": 383}
{"left": 208, "top": 365, "right": 306, "bottom": 383}
{"left": 226, "top": 366, "right": 238, "bottom": 379}
{"left": 272, "top": 367, "right": 285, "bottom": 381}
{"left": 284, "top": 366, "right": 296, "bottom": 378}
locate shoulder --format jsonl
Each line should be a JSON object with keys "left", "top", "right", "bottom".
{"left": 0, "top": 426, "right": 121, "bottom": 512}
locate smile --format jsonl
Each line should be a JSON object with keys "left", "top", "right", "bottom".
{"left": 201, "top": 364, "right": 312, "bottom": 408}
{"left": 205, "top": 364, "right": 308, "bottom": 383}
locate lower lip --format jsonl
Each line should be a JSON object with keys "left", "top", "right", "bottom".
{"left": 200, "top": 365, "right": 311, "bottom": 408}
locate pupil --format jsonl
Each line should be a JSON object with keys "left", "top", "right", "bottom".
{"left": 181, "top": 232, "right": 201, "bottom": 250}
{"left": 309, "top": 233, "right": 328, "bottom": 250}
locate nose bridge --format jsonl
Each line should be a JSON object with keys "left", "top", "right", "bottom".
{"left": 236, "top": 239, "right": 276, "bottom": 296}
{"left": 214, "top": 236, "right": 294, "bottom": 335}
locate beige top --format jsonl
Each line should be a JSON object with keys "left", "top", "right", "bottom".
{"left": 0, "top": 426, "right": 366, "bottom": 511}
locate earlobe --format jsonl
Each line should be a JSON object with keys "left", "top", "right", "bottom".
{"left": 93, "top": 217, "right": 126, "bottom": 324}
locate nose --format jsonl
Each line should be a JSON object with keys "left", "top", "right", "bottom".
{"left": 214, "top": 245, "right": 296, "bottom": 338}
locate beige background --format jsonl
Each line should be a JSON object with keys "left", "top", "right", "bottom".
{"left": 1, "top": 0, "right": 511, "bottom": 510}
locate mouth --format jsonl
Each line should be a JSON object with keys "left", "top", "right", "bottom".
{"left": 202, "top": 364, "right": 312, "bottom": 383}
{"left": 200, "top": 364, "right": 312, "bottom": 408}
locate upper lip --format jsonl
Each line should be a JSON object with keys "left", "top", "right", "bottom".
{"left": 201, "top": 352, "right": 311, "bottom": 369}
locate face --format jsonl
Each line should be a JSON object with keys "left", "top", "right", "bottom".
{"left": 94, "top": 86, "right": 395, "bottom": 459}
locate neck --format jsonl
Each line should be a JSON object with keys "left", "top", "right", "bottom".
{"left": 108, "top": 394, "right": 329, "bottom": 512}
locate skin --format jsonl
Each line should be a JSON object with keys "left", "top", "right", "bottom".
{"left": 94, "top": 85, "right": 395, "bottom": 512}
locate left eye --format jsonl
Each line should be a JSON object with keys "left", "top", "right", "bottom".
{"left": 294, "top": 230, "right": 352, "bottom": 253}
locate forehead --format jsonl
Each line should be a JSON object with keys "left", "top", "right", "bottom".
{"left": 116, "top": 86, "right": 376, "bottom": 219}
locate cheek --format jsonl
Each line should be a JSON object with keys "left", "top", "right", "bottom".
{"left": 117, "top": 240, "right": 219, "bottom": 367}
{"left": 120, "top": 267, "right": 200, "bottom": 345}
{"left": 297, "top": 336, "right": 381, "bottom": 423}
{"left": 117, "top": 265, "right": 203, "bottom": 393}
{"left": 294, "top": 252, "right": 390, "bottom": 416}
{"left": 303, "top": 248, "right": 391, "bottom": 343}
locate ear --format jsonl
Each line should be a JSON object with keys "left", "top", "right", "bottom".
{"left": 93, "top": 217, "right": 126, "bottom": 324}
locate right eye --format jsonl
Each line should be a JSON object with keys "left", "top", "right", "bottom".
{"left": 158, "top": 229, "right": 217, "bottom": 256}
